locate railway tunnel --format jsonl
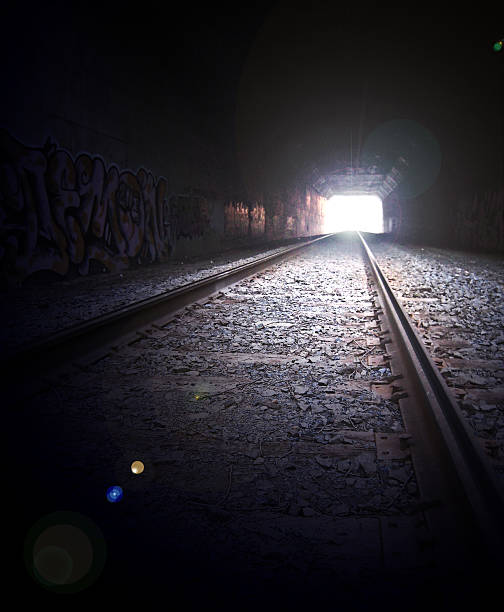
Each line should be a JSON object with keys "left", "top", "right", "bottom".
{"left": 2, "top": 1, "right": 504, "bottom": 610}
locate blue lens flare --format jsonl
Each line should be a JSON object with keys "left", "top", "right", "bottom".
{"left": 106, "top": 486, "right": 123, "bottom": 503}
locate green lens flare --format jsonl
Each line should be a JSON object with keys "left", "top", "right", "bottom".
{"left": 493, "top": 41, "right": 503, "bottom": 52}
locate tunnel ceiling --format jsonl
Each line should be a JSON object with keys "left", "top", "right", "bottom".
{"left": 3, "top": 1, "right": 501, "bottom": 205}
{"left": 305, "top": 164, "right": 406, "bottom": 200}
{"left": 291, "top": 147, "right": 410, "bottom": 200}
{"left": 311, "top": 168, "right": 386, "bottom": 198}
{"left": 231, "top": 2, "right": 502, "bottom": 201}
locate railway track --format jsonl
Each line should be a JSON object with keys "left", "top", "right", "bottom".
{"left": 15, "top": 232, "right": 503, "bottom": 609}
{"left": 3, "top": 235, "right": 331, "bottom": 380}
{"left": 358, "top": 232, "right": 504, "bottom": 565}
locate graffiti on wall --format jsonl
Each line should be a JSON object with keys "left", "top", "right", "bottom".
{"left": 224, "top": 201, "right": 248, "bottom": 237}
{"left": 224, "top": 201, "right": 265, "bottom": 238}
{"left": 170, "top": 194, "right": 210, "bottom": 240}
{"left": 261, "top": 186, "right": 325, "bottom": 239}
{"left": 455, "top": 187, "right": 504, "bottom": 251}
{"left": 299, "top": 186, "right": 324, "bottom": 236}
{"left": 0, "top": 129, "right": 180, "bottom": 283}
{"left": 249, "top": 203, "right": 266, "bottom": 237}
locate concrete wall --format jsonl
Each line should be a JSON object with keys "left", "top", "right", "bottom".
{"left": 0, "top": 128, "right": 326, "bottom": 284}
{"left": 451, "top": 186, "right": 504, "bottom": 252}
{"left": 0, "top": 5, "right": 330, "bottom": 285}
{"left": 264, "top": 184, "right": 325, "bottom": 240}
{"left": 383, "top": 181, "right": 504, "bottom": 253}
{"left": 0, "top": 128, "right": 174, "bottom": 281}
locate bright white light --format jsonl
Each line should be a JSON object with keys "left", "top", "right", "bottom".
{"left": 323, "top": 195, "right": 383, "bottom": 233}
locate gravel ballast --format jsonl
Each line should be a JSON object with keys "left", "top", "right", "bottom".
{"left": 12, "top": 233, "right": 500, "bottom": 609}
{"left": 369, "top": 236, "right": 504, "bottom": 484}
{"left": 1, "top": 239, "right": 311, "bottom": 353}
{"left": 14, "top": 234, "right": 453, "bottom": 609}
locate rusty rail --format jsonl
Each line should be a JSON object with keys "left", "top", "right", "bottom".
{"left": 358, "top": 230, "right": 504, "bottom": 568}
{"left": 2, "top": 234, "right": 333, "bottom": 382}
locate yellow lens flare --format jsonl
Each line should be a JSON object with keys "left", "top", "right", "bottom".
{"left": 192, "top": 389, "right": 209, "bottom": 401}
{"left": 131, "top": 460, "right": 145, "bottom": 474}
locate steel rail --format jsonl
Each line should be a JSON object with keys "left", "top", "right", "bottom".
{"left": 2, "top": 234, "right": 332, "bottom": 381}
{"left": 358, "top": 231, "right": 504, "bottom": 566}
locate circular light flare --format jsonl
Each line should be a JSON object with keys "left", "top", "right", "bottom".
{"left": 106, "top": 485, "right": 123, "bottom": 503}
{"left": 131, "top": 460, "right": 145, "bottom": 474}
{"left": 24, "top": 512, "right": 106, "bottom": 593}
{"left": 34, "top": 544, "right": 74, "bottom": 585}
{"left": 493, "top": 40, "right": 503, "bottom": 52}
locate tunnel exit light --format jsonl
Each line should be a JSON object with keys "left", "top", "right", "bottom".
{"left": 323, "top": 195, "right": 384, "bottom": 234}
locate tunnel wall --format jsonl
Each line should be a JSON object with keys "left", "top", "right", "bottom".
{"left": 383, "top": 182, "right": 504, "bottom": 253}
{"left": 264, "top": 185, "right": 325, "bottom": 240}
{"left": 452, "top": 186, "right": 504, "bottom": 252}
{"left": 0, "top": 129, "right": 325, "bottom": 284}
{"left": 0, "top": 6, "right": 330, "bottom": 285}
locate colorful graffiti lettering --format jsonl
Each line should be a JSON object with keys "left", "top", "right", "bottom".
{"left": 170, "top": 194, "right": 210, "bottom": 240}
{"left": 0, "top": 129, "right": 332, "bottom": 284}
{"left": 0, "top": 129, "right": 175, "bottom": 282}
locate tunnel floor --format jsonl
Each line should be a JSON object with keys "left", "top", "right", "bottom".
{"left": 0, "top": 238, "right": 307, "bottom": 354}
{"left": 10, "top": 234, "right": 503, "bottom": 610}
